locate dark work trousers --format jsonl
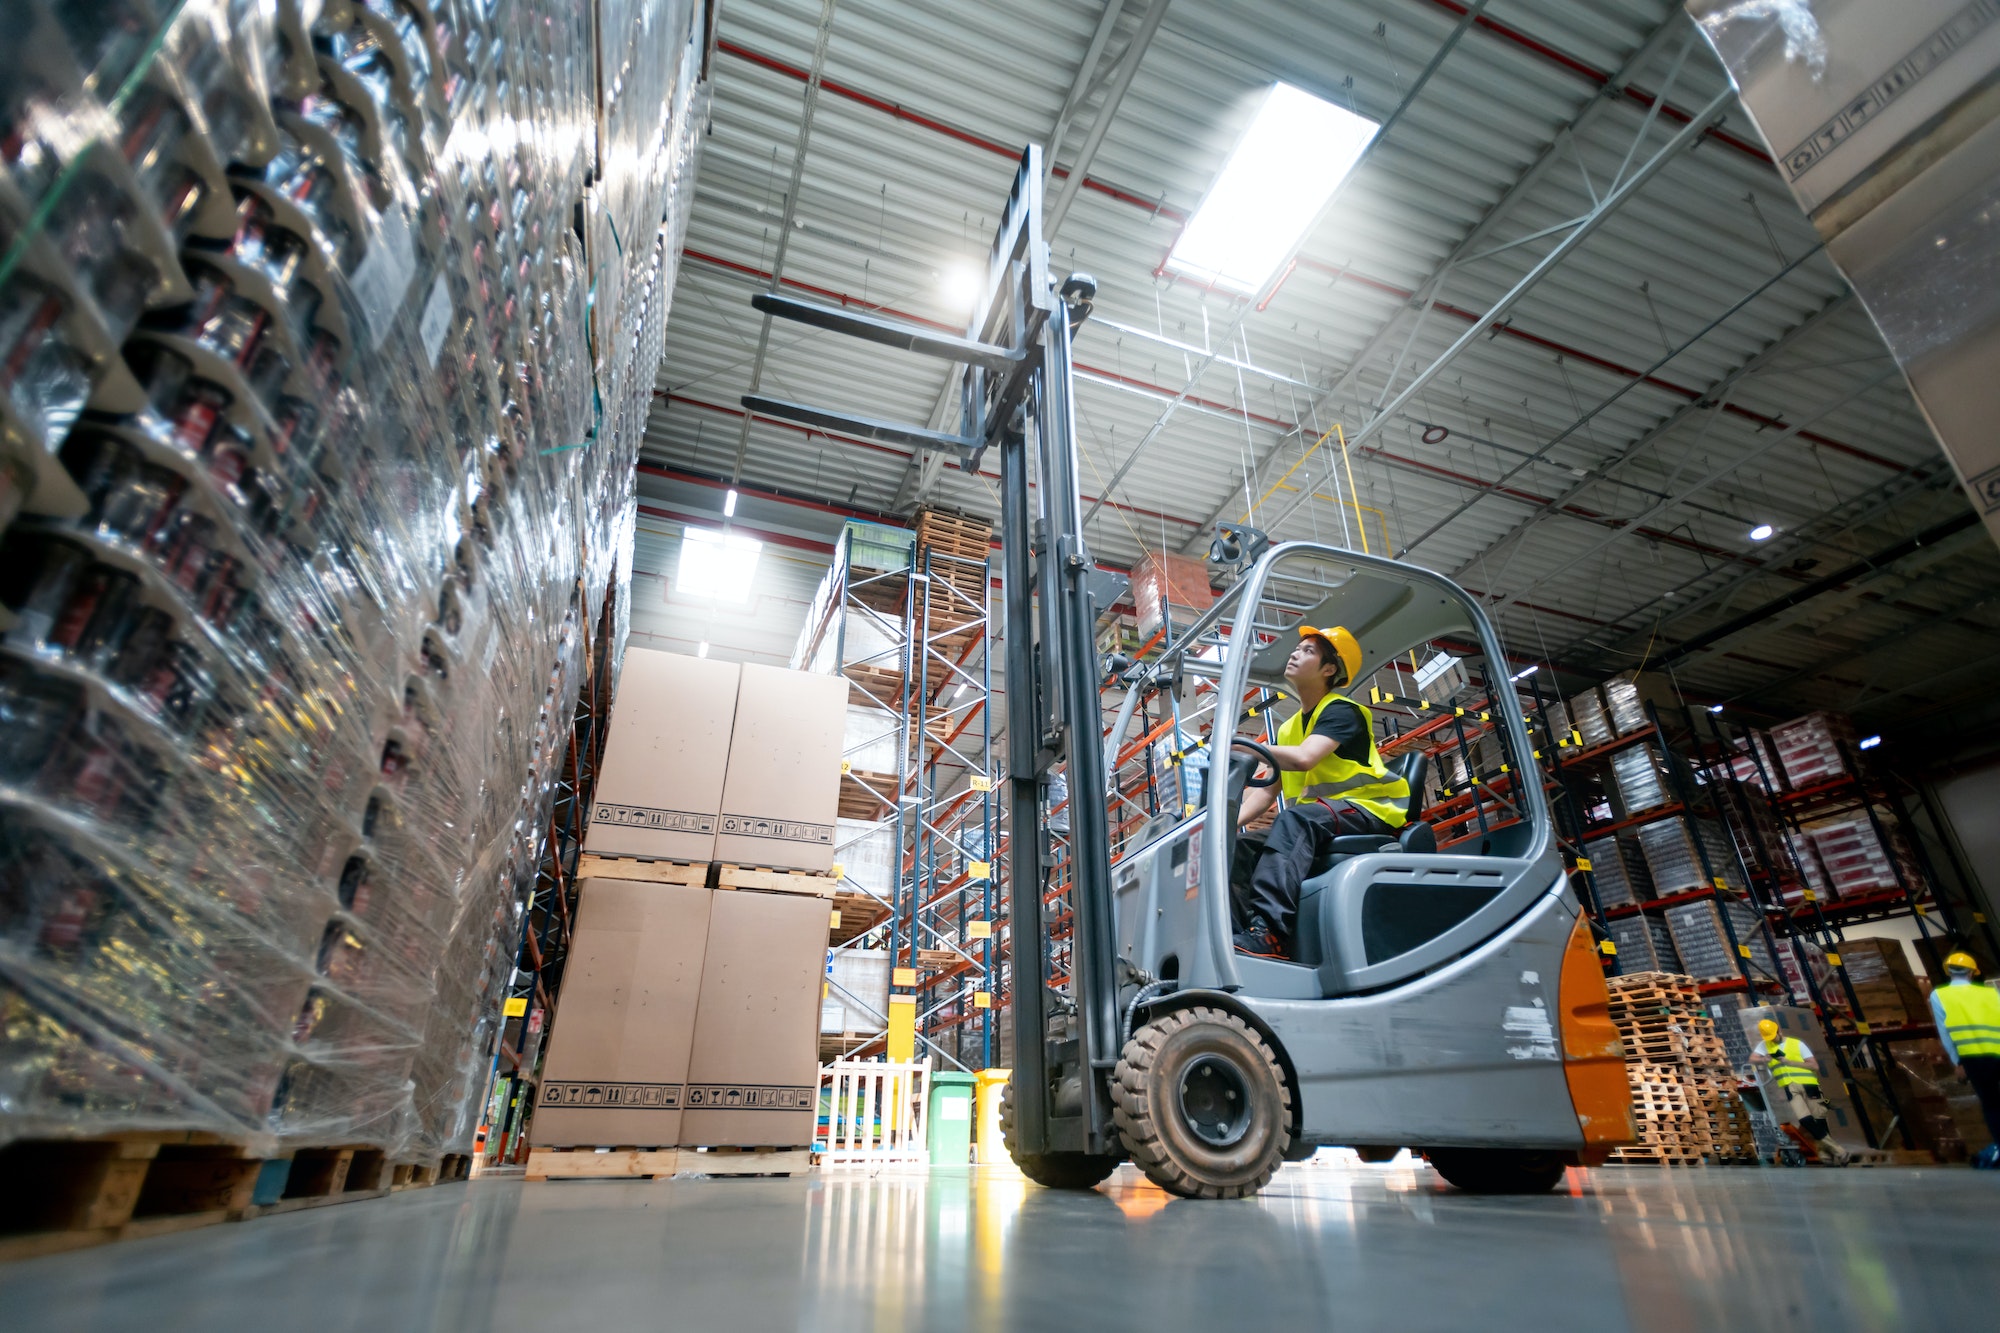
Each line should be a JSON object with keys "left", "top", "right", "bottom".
{"left": 1232, "top": 800, "right": 1396, "bottom": 942}
{"left": 1964, "top": 1055, "right": 2000, "bottom": 1147}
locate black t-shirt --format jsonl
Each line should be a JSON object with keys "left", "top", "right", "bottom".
{"left": 1303, "top": 697, "right": 1372, "bottom": 764}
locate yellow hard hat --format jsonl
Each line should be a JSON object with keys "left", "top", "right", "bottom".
{"left": 1945, "top": 951, "right": 1979, "bottom": 975}
{"left": 1298, "top": 624, "right": 1363, "bottom": 686}
{"left": 1757, "top": 1019, "right": 1779, "bottom": 1042}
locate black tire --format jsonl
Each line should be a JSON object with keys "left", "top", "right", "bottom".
{"left": 1111, "top": 1006, "right": 1291, "bottom": 1199}
{"left": 998, "top": 1075, "right": 1121, "bottom": 1190}
{"left": 1424, "top": 1147, "right": 1567, "bottom": 1194}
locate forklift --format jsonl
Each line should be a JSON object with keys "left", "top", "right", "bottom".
{"left": 744, "top": 148, "right": 1633, "bottom": 1198}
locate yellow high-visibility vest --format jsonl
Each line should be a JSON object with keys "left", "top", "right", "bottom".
{"left": 1764, "top": 1036, "right": 1817, "bottom": 1088}
{"left": 1937, "top": 980, "right": 2000, "bottom": 1058}
{"left": 1276, "top": 692, "right": 1409, "bottom": 829}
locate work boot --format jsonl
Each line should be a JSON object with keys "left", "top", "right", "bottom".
{"left": 1816, "top": 1136, "right": 1852, "bottom": 1167}
{"left": 1234, "top": 914, "right": 1287, "bottom": 960}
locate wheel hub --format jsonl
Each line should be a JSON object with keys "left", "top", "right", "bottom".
{"left": 1177, "top": 1053, "right": 1252, "bottom": 1148}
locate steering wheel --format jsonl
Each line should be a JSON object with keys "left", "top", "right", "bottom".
{"left": 1230, "top": 736, "right": 1280, "bottom": 788}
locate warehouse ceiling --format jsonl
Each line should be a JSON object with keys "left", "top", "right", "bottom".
{"left": 642, "top": 0, "right": 2000, "bottom": 753}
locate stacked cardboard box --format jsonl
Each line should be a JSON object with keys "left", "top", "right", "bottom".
{"left": 1605, "top": 972, "right": 1757, "bottom": 1164}
{"left": 1132, "top": 550, "right": 1214, "bottom": 637}
{"left": 1585, "top": 833, "right": 1655, "bottom": 910}
{"left": 1833, "top": 937, "right": 1930, "bottom": 1031}
{"left": 1795, "top": 814, "right": 1920, "bottom": 900}
{"left": 538, "top": 649, "right": 847, "bottom": 1152}
{"left": 1768, "top": 711, "right": 1858, "bottom": 790}
{"left": 1736, "top": 1005, "right": 1866, "bottom": 1145}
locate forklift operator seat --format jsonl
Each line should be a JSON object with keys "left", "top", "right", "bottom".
{"left": 1291, "top": 749, "right": 1439, "bottom": 975}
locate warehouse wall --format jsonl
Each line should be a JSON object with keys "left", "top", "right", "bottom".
{"left": 1934, "top": 763, "right": 2000, "bottom": 928}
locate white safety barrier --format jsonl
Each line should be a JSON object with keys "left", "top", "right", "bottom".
{"left": 818, "top": 1058, "right": 930, "bottom": 1167}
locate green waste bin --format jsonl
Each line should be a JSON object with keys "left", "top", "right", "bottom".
{"left": 928, "top": 1071, "right": 977, "bottom": 1168}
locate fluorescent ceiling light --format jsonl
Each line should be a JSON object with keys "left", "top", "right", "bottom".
{"left": 1858, "top": 734, "right": 1881, "bottom": 750}
{"left": 1510, "top": 664, "right": 1539, "bottom": 682}
{"left": 697, "top": 640, "right": 710, "bottom": 658}
{"left": 1167, "top": 83, "right": 1379, "bottom": 293}
{"left": 678, "top": 527, "right": 762, "bottom": 604}
{"left": 723, "top": 488, "right": 739, "bottom": 517}
{"left": 1709, "top": 704, "right": 1724, "bottom": 714}
{"left": 942, "top": 262, "right": 981, "bottom": 308}
{"left": 1748, "top": 523, "right": 1775, "bottom": 541}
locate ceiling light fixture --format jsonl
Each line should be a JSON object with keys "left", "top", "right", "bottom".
{"left": 1708, "top": 704, "right": 1724, "bottom": 714}
{"left": 677, "top": 527, "right": 763, "bottom": 603}
{"left": 723, "top": 488, "right": 738, "bottom": 517}
{"left": 1510, "top": 664, "right": 1539, "bottom": 682}
{"left": 1748, "top": 523, "right": 1775, "bottom": 541}
{"left": 942, "top": 262, "right": 981, "bottom": 308}
{"left": 953, "top": 682, "right": 969, "bottom": 700}
{"left": 1167, "top": 83, "right": 1379, "bottom": 293}
{"left": 697, "top": 641, "right": 710, "bottom": 658}
{"left": 1858, "top": 734, "right": 1881, "bottom": 750}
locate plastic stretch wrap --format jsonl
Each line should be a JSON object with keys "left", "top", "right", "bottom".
{"left": 0, "top": 0, "right": 710, "bottom": 1158}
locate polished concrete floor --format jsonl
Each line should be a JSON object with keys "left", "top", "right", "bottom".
{"left": 2, "top": 1158, "right": 1991, "bottom": 1331}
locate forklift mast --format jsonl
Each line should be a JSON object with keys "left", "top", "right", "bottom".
{"left": 742, "top": 147, "right": 1123, "bottom": 1158}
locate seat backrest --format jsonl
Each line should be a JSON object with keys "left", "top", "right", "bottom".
{"left": 1390, "top": 749, "right": 1428, "bottom": 820}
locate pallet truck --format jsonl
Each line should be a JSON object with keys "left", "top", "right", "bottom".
{"left": 744, "top": 148, "right": 1634, "bottom": 1197}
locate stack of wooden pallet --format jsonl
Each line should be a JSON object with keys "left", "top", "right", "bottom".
{"left": 1605, "top": 971, "right": 1758, "bottom": 1165}
{"left": 914, "top": 510, "right": 992, "bottom": 631}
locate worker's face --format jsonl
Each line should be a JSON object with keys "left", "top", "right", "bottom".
{"left": 1285, "top": 641, "right": 1334, "bottom": 690}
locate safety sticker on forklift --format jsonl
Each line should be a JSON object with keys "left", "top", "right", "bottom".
{"left": 1599, "top": 940, "right": 1616, "bottom": 955}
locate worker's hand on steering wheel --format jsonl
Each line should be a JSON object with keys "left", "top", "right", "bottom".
{"left": 1230, "top": 736, "right": 1280, "bottom": 787}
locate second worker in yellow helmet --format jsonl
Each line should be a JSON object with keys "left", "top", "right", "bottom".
{"left": 1232, "top": 625, "right": 1409, "bottom": 960}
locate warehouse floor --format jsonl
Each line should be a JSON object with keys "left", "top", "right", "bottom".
{"left": 3, "top": 1162, "right": 1990, "bottom": 1330}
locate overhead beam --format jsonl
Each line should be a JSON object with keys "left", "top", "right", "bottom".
{"left": 1044, "top": 0, "right": 1171, "bottom": 240}
{"left": 723, "top": 0, "right": 840, "bottom": 495}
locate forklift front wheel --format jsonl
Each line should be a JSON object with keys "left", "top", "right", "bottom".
{"left": 1112, "top": 1006, "right": 1291, "bottom": 1199}
{"left": 998, "top": 1077, "right": 1122, "bottom": 1190}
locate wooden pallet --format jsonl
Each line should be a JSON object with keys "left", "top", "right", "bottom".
{"left": 679, "top": 1146, "right": 816, "bottom": 1177}
{"left": 576, "top": 854, "right": 711, "bottom": 886}
{"left": 717, "top": 864, "right": 839, "bottom": 897}
{"left": 0, "top": 1135, "right": 451, "bottom": 1263}
{"left": 831, "top": 890, "right": 889, "bottom": 944}
{"left": 525, "top": 1147, "right": 683, "bottom": 1181}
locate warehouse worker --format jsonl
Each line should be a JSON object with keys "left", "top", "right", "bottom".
{"left": 1749, "top": 1019, "right": 1851, "bottom": 1166}
{"left": 1232, "top": 625, "right": 1408, "bottom": 959}
{"left": 1930, "top": 951, "right": 2000, "bottom": 1169}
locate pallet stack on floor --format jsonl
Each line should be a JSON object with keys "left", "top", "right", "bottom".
{"left": 1605, "top": 973, "right": 1758, "bottom": 1166}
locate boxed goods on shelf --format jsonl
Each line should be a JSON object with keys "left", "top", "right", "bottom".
{"left": 1638, "top": 816, "right": 1746, "bottom": 895}
{"left": 1584, "top": 832, "right": 1655, "bottom": 910}
{"left": 1664, "top": 895, "right": 1772, "bottom": 982}
{"left": 1132, "top": 550, "right": 1213, "bottom": 637}
{"left": 1834, "top": 937, "right": 1930, "bottom": 1030}
{"left": 834, "top": 816, "right": 897, "bottom": 900}
{"left": 1607, "top": 913, "right": 1681, "bottom": 976}
{"left": 1772, "top": 937, "right": 1842, "bottom": 1013}
{"left": 1569, "top": 686, "right": 1613, "bottom": 748}
{"left": 822, "top": 946, "right": 891, "bottom": 1035}
{"left": 1601, "top": 670, "right": 1675, "bottom": 736}
{"left": 1768, "top": 711, "right": 1858, "bottom": 790}
{"left": 1608, "top": 742, "right": 1677, "bottom": 815}
{"left": 0, "top": 0, "right": 713, "bottom": 1161}
{"left": 1795, "top": 813, "right": 1921, "bottom": 900}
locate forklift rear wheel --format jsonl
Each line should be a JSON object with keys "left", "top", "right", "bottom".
{"left": 1423, "top": 1147, "right": 1567, "bottom": 1194}
{"left": 1112, "top": 1006, "right": 1291, "bottom": 1199}
{"left": 998, "top": 1076, "right": 1122, "bottom": 1189}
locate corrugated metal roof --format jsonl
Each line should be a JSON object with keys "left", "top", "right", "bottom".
{"left": 646, "top": 0, "right": 2000, "bottom": 730}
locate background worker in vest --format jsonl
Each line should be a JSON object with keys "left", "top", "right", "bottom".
{"left": 1750, "top": 1019, "right": 1851, "bottom": 1165}
{"left": 1929, "top": 950, "right": 2000, "bottom": 1169}
{"left": 1232, "top": 625, "right": 1408, "bottom": 959}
